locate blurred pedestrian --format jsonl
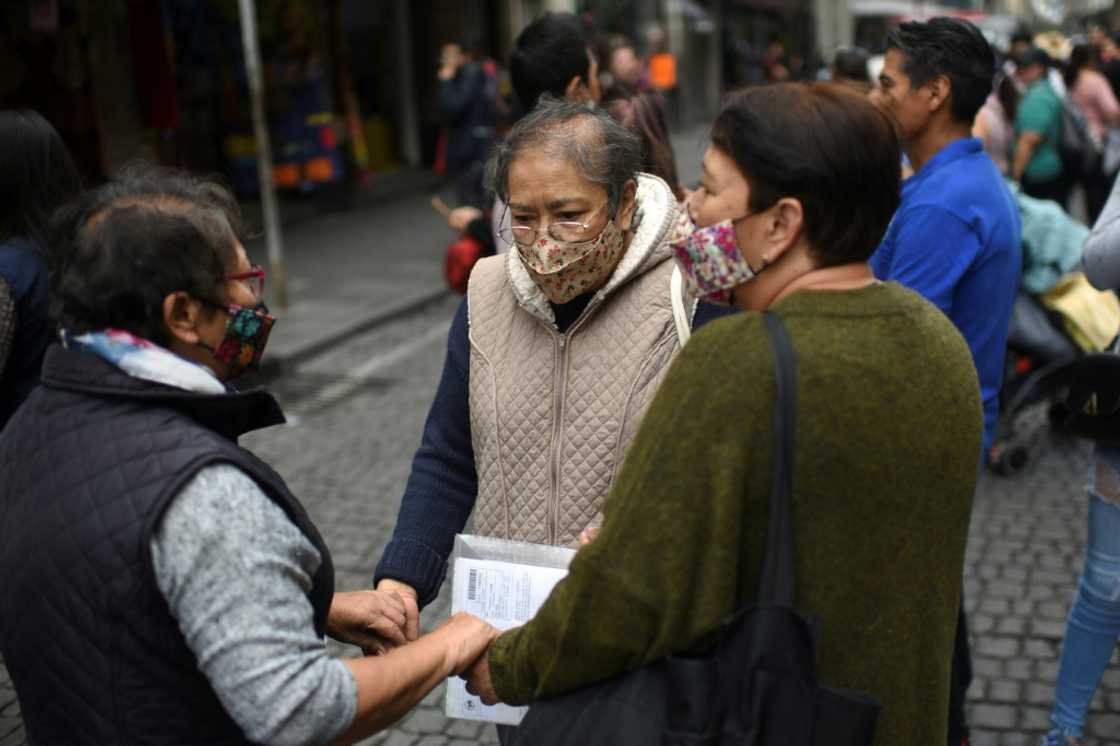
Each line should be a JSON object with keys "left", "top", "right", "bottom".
{"left": 444, "top": 12, "right": 605, "bottom": 255}
{"left": 0, "top": 165, "right": 497, "bottom": 746}
{"left": 462, "top": 82, "right": 983, "bottom": 746}
{"left": 1010, "top": 28, "right": 1034, "bottom": 67}
{"left": 605, "top": 36, "right": 648, "bottom": 91}
{"left": 831, "top": 46, "right": 872, "bottom": 93}
{"left": 437, "top": 36, "right": 499, "bottom": 210}
{"left": 602, "top": 83, "right": 683, "bottom": 200}
{"left": 373, "top": 99, "right": 731, "bottom": 687}
{"left": 762, "top": 34, "right": 790, "bottom": 82}
{"left": 1039, "top": 176, "right": 1120, "bottom": 746}
{"left": 974, "top": 70, "right": 1020, "bottom": 176}
{"left": 510, "top": 13, "right": 600, "bottom": 114}
{"left": 870, "top": 18, "right": 1021, "bottom": 746}
{"left": 1013, "top": 48, "right": 1070, "bottom": 206}
{"left": 0, "top": 110, "right": 80, "bottom": 429}
{"left": 1097, "top": 34, "right": 1120, "bottom": 101}
{"left": 1065, "top": 42, "right": 1120, "bottom": 223}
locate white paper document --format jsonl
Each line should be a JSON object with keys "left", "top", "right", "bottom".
{"left": 444, "top": 536, "right": 575, "bottom": 725}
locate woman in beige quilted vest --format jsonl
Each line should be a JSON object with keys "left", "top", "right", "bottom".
{"left": 373, "top": 96, "right": 731, "bottom": 636}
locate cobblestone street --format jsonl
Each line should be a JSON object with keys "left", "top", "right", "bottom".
{"left": 1, "top": 293, "right": 1118, "bottom": 745}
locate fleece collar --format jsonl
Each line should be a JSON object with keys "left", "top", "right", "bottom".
{"left": 505, "top": 172, "right": 680, "bottom": 327}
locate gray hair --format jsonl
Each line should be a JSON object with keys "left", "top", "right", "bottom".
{"left": 485, "top": 95, "right": 644, "bottom": 215}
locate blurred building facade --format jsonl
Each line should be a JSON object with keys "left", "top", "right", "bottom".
{"left": 1, "top": 0, "right": 726, "bottom": 194}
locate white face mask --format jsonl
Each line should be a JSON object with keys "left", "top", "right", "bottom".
{"left": 517, "top": 218, "right": 627, "bottom": 304}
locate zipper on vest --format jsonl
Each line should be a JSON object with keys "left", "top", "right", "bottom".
{"left": 548, "top": 332, "right": 567, "bottom": 544}
{"left": 544, "top": 296, "right": 598, "bottom": 545}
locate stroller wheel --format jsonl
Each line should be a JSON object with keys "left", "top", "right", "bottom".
{"left": 989, "top": 441, "right": 1031, "bottom": 476}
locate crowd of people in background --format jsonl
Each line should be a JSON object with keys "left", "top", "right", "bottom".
{"left": 4, "top": 8, "right": 1120, "bottom": 746}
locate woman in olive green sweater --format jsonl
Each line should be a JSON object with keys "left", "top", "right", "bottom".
{"left": 463, "top": 82, "right": 984, "bottom": 746}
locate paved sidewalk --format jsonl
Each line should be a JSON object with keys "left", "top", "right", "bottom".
{"left": 242, "top": 186, "right": 452, "bottom": 376}
{"left": 965, "top": 432, "right": 1120, "bottom": 745}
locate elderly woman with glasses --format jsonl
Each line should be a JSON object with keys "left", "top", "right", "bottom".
{"left": 373, "top": 96, "right": 730, "bottom": 639}
{"left": 0, "top": 166, "right": 496, "bottom": 746}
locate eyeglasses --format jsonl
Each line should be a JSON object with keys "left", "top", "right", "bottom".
{"left": 227, "top": 265, "right": 266, "bottom": 299}
{"left": 499, "top": 202, "right": 611, "bottom": 247}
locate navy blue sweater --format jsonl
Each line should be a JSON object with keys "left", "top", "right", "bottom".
{"left": 374, "top": 294, "right": 734, "bottom": 606}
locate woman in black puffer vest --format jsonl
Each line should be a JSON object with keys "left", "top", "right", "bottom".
{"left": 0, "top": 165, "right": 497, "bottom": 745}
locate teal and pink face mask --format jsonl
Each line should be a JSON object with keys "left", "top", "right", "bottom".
{"left": 670, "top": 218, "right": 758, "bottom": 305}
{"left": 211, "top": 303, "right": 275, "bottom": 377}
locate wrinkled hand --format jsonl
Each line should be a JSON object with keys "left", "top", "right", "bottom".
{"left": 448, "top": 206, "right": 484, "bottom": 233}
{"left": 326, "top": 590, "right": 410, "bottom": 655}
{"left": 375, "top": 579, "right": 421, "bottom": 642}
{"left": 462, "top": 647, "right": 500, "bottom": 705}
{"left": 437, "top": 613, "right": 499, "bottom": 677}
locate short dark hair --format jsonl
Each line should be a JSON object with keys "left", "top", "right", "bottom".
{"left": 51, "top": 165, "right": 242, "bottom": 345}
{"left": 1011, "top": 28, "right": 1033, "bottom": 47}
{"left": 486, "top": 96, "right": 642, "bottom": 215}
{"left": 509, "top": 12, "right": 594, "bottom": 114}
{"left": 886, "top": 17, "right": 996, "bottom": 125}
{"left": 833, "top": 46, "right": 871, "bottom": 84}
{"left": 711, "top": 83, "right": 901, "bottom": 267}
{"left": 448, "top": 32, "right": 484, "bottom": 57}
{"left": 0, "top": 110, "right": 82, "bottom": 248}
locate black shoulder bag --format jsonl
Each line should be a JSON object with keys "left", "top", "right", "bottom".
{"left": 511, "top": 312, "right": 880, "bottom": 746}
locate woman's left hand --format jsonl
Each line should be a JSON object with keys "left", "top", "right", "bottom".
{"left": 462, "top": 648, "right": 500, "bottom": 705}
{"left": 326, "top": 590, "right": 410, "bottom": 655}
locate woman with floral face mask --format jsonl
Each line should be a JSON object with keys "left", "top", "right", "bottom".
{"left": 373, "top": 97, "right": 733, "bottom": 660}
{"left": 0, "top": 166, "right": 496, "bottom": 745}
{"left": 461, "top": 84, "right": 986, "bottom": 746}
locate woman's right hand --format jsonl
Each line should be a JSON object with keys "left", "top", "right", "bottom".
{"left": 435, "top": 613, "right": 500, "bottom": 676}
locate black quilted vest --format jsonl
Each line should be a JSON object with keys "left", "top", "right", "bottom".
{"left": 0, "top": 345, "right": 335, "bottom": 745}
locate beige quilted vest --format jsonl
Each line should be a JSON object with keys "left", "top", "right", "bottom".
{"left": 467, "top": 174, "right": 690, "bottom": 547}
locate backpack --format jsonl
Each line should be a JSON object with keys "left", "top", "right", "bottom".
{"left": 1059, "top": 95, "right": 1102, "bottom": 178}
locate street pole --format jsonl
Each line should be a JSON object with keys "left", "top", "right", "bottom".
{"left": 237, "top": 0, "right": 288, "bottom": 309}
{"left": 394, "top": 0, "right": 422, "bottom": 168}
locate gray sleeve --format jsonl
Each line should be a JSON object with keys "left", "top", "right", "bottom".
{"left": 150, "top": 464, "right": 357, "bottom": 746}
{"left": 0, "top": 277, "right": 15, "bottom": 376}
{"left": 1083, "top": 177, "right": 1120, "bottom": 291}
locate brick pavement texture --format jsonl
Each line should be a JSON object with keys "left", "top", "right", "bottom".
{"left": 0, "top": 303, "right": 1117, "bottom": 744}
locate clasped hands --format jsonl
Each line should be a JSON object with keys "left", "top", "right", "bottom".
{"left": 326, "top": 580, "right": 502, "bottom": 704}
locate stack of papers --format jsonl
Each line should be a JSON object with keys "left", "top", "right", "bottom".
{"left": 444, "top": 534, "right": 576, "bottom": 725}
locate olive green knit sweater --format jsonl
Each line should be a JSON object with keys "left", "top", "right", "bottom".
{"left": 488, "top": 282, "right": 983, "bottom": 746}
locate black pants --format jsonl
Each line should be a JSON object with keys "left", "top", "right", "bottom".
{"left": 1022, "top": 173, "right": 1072, "bottom": 210}
{"left": 1084, "top": 168, "right": 1118, "bottom": 226}
{"left": 947, "top": 602, "right": 973, "bottom": 745}
{"left": 452, "top": 159, "right": 489, "bottom": 211}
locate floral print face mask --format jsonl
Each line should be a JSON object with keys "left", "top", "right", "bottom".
{"left": 208, "top": 303, "right": 276, "bottom": 378}
{"left": 670, "top": 218, "right": 758, "bottom": 305}
{"left": 517, "top": 218, "right": 627, "bottom": 304}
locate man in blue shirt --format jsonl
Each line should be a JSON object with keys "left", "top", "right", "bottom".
{"left": 871, "top": 17, "right": 1021, "bottom": 746}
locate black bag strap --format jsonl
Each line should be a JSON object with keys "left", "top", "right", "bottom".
{"left": 758, "top": 311, "right": 797, "bottom": 607}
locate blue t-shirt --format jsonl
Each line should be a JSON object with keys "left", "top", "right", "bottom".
{"left": 871, "top": 138, "right": 1021, "bottom": 453}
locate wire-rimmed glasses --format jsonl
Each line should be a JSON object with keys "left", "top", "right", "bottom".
{"left": 499, "top": 202, "right": 610, "bottom": 248}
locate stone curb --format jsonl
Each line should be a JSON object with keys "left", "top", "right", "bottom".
{"left": 257, "top": 287, "right": 453, "bottom": 378}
